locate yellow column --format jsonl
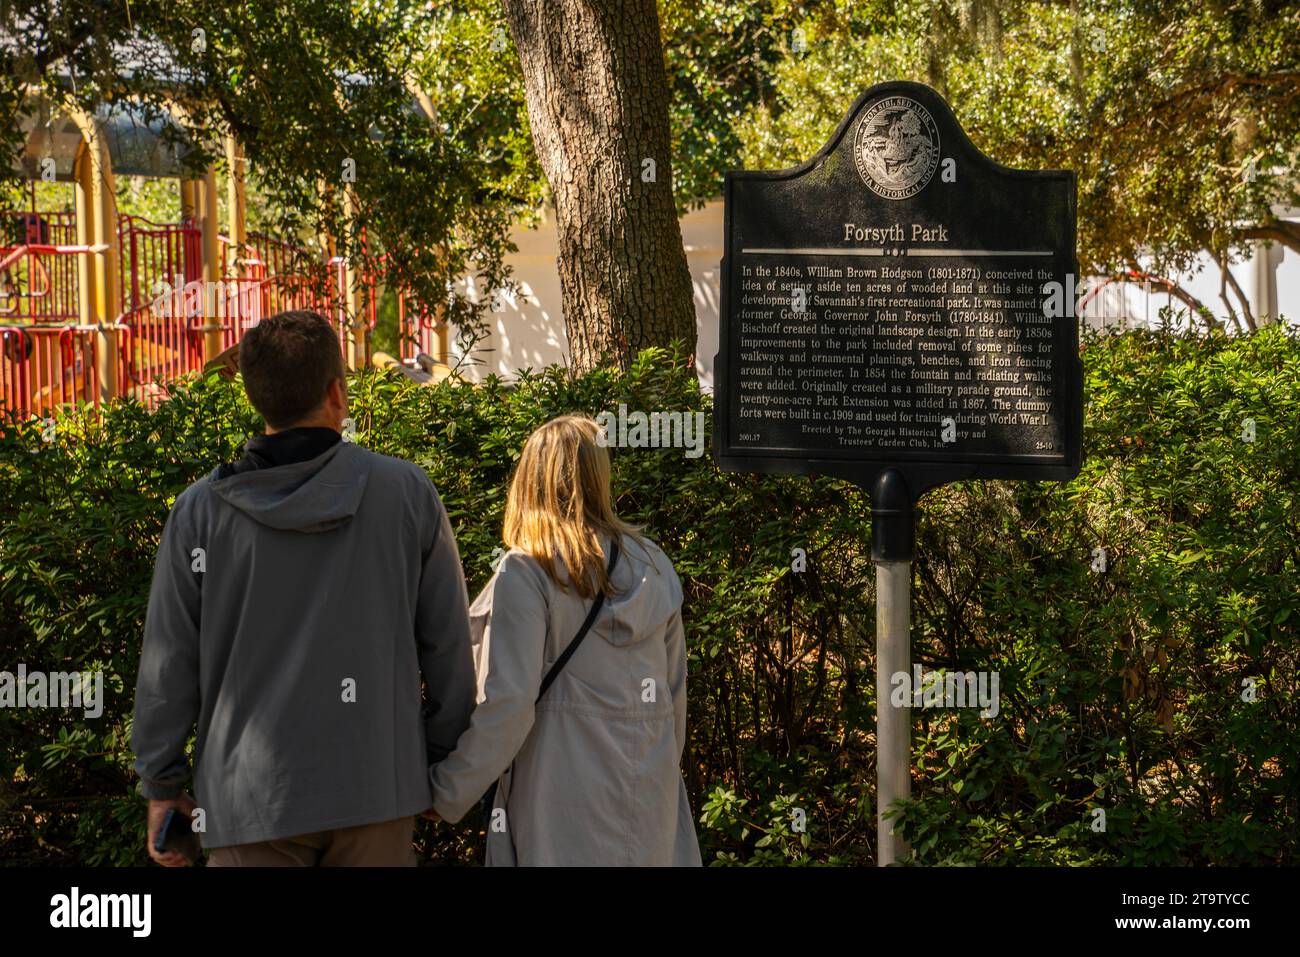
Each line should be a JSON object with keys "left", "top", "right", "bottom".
{"left": 317, "top": 180, "right": 353, "bottom": 368}
{"left": 180, "top": 179, "right": 197, "bottom": 222}
{"left": 72, "top": 141, "right": 97, "bottom": 329}
{"left": 433, "top": 246, "right": 449, "bottom": 365}
{"left": 69, "top": 109, "right": 120, "bottom": 401}
{"left": 408, "top": 80, "right": 445, "bottom": 365}
{"left": 342, "top": 188, "right": 367, "bottom": 370}
{"left": 224, "top": 137, "right": 247, "bottom": 269}
{"left": 435, "top": 278, "right": 449, "bottom": 366}
{"left": 197, "top": 166, "right": 223, "bottom": 362}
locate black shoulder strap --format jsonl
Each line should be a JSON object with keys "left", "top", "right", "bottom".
{"left": 536, "top": 540, "right": 621, "bottom": 703}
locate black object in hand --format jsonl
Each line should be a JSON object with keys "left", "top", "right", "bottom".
{"left": 153, "top": 807, "right": 202, "bottom": 860}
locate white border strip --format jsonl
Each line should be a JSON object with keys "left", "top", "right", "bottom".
{"left": 740, "top": 247, "right": 1054, "bottom": 257}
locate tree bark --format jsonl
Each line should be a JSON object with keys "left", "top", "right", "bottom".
{"left": 502, "top": 0, "right": 696, "bottom": 373}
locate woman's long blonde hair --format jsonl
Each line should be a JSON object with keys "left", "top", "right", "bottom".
{"left": 503, "top": 415, "right": 642, "bottom": 599}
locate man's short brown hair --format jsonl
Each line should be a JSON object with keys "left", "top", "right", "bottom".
{"left": 238, "top": 310, "right": 345, "bottom": 429}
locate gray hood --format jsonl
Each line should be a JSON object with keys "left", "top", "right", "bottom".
{"left": 208, "top": 441, "right": 371, "bottom": 533}
{"left": 595, "top": 535, "right": 682, "bottom": 647}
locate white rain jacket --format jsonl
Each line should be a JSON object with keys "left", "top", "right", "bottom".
{"left": 429, "top": 534, "right": 702, "bottom": 866}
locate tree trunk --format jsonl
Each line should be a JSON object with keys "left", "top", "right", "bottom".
{"left": 501, "top": 0, "right": 696, "bottom": 373}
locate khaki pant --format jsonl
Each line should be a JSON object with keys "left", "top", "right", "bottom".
{"left": 206, "top": 816, "right": 417, "bottom": 867}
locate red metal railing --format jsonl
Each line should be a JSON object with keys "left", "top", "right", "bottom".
{"left": 219, "top": 267, "right": 265, "bottom": 350}
{"left": 117, "top": 215, "right": 205, "bottom": 395}
{"left": 370, "top": 247, "right": 442, "bottom": 366}
{"left": 118, "top": 215, "right": 202, "bottom": 316}
{"left": 0, "top": 325, "right": 29, "bottom": 413}
{"left": 0, "top": 210, "right": 83, "bottom": 324}
{"left": 247, "top": 232, "right": 316, "bottom": 280}
{"left": 224, "top": 235, "right": 353, "bottom": 351}
{"left": 2, "top": 210, "right": 412, "bottom": 415}
{"left": 397, "top": 290, "right": 446, "bottom": 365}
{"left": 0, "top": 323, "right": 132, "bottom": 418}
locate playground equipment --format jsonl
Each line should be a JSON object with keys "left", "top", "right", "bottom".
{"left": 1078, "top": 270, "right": 1217, "bottom": 332}
{"left": 2, "top": 96, "right": 451, "bottom": 419}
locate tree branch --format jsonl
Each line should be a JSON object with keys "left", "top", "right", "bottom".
{"left": 1220, "top": 254, "right": 1256, "bottom": 331}
{"left": 1239, "top": 219, "right": 1300, "bottom": 257}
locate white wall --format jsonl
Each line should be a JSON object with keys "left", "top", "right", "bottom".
{"left": 453, "top": 202, "right": 1298, "bottom": 384}
{"left": 449, "top": 216, "right": 569, "bottom": 379}
{"left": 1081, "top": 214, "right": 1298, "bottom": 333}
{"left": 451, "top": 202, "right": 724, "bottom": 389}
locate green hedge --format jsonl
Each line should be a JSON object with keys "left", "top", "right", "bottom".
{"left": 1, "top": 329, "right": 1297, "bottom": 865}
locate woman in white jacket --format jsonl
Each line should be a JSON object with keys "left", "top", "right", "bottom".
{"left": 428, "top": 415, "right": 703, "bottom": 866}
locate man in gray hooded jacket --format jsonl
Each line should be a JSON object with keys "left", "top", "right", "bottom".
{"left": 132, "top": 310, "right": 475, "bottom": 866}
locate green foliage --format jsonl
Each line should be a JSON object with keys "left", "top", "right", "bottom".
{"left": 0, "top": 0, "right": 536, "bottom": 337}
{"left": 8, "top": 1, "right": 1291, "bottom": 329}
{"left": 730, "top": 0, "right": 1300, "bottom": 278}
{"left": 2, "top": 329, "right": 1298, "bottom": 865}
{"left": 660, "top": 0, "right": 822, "bottom": 210}
{"left": 898, "top": 324, "right": 1300, "bottom": 864}
{"left": 0, "top": 376, "right": 258, "bottom": 864}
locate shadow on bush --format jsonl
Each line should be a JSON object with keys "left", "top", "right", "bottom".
{"left": 1, "top": 329, "right": 1297, "bottom": 865}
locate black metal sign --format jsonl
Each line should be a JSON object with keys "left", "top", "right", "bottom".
{"left": 713, "top": 81, "right": 1082, "bottom": 501}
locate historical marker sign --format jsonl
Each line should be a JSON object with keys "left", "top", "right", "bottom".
{"left": 714, "top": 81, "right": 1082, "bottom": 497}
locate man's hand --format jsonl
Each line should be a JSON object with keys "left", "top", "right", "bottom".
{"left": 420, "top": 807, "right": 441, "bottom": 823}
{"left": 147, "top": 793, "right": 199, "bottom": 867}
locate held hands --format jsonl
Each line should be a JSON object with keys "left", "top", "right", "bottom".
{"left": 420, "top": 807, "right": 442, "bottom": 823}
{"left": 146, "top": 792, "right": 198, "bottom": 867}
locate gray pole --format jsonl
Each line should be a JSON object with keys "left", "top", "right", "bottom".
{"left": 870, "top": 467, "right": 913, "bottom": 866}
{"left": 875, "top": 559, "right": 911, "bottom": 865}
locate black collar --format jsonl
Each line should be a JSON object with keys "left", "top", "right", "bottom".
{"left": 216, "top": 427, "right": 342, "bottom": 479}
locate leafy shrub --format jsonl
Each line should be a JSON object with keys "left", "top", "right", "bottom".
{"left": 1, "top": 328, "right": 1297, "bottom": 865}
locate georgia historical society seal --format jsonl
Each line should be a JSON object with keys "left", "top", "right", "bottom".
{"left": 853, "top": 96, "right": 941, "bottom": 200}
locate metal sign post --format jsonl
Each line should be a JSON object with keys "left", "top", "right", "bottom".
{"left": 712, "top": 81, "right": 1081, "bottom": 865}
{"left": 871, "top": 468, "right": 913, "bottom": 865}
